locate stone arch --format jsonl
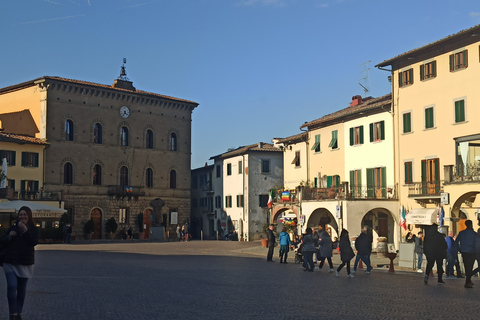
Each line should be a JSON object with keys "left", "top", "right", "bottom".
{"left": 361, "top": 207, "right": 396, "bottom": 245}
{"left": 307, "top": 208, "right": 339, "bottom": 239}
{"left": 450, "top": 191, "right": 480, "bottom": 234}
{"left": 62, "top": 114, "right": 77, "bottom": 141}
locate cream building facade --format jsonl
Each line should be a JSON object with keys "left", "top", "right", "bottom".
{"left": 376, "top": 24, "right": 480, "bottom": 235}
{"left": 0, "top": 73, "right": 198, "bottom": 239}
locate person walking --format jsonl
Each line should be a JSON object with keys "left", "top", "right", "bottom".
{"left": 266, "top": 224, "right": 276, "bottom": 262}
{"left": 176, "top": 225, "right": 181, "bottom": 242}
{"left": 336, "top": 229, "right": 355, "bottom": 278}
{"left": 302, "top": 228, "right": 316, "bottom": 272}
{"left": 278, "top": 227, "right": 293, "bottom": 263}
{"left": 317, "top": 230, "right": 334, "bottom": 272}
{"left": 445, "top": 231, "right": 459, "bottom": 279}
{"left": 353, "top": 225, "right": 373, "bottom": 274}
{"left": 456, "top": 219, "right": 480, "bottom": 288}
{"left": 414, "top": 231, "right": 424, "bottom": 273}
{"left": 423, "top": 224, "right": 447, "bottom": 285}
{"left": 1, "top": 206, "right": 39, "bottom": 320}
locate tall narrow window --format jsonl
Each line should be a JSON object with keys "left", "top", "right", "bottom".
{"left": 93, "top": 164, "right": 102, "bottom": 185}
{"left": 227, "top": 163, "right": 232, "bottom": 176}
{"left": 403, "top": 113, "right": 412, "bottom": 133}
{"left": 404, "top": 161, "right": 413, "bottom": 184}
{"left": 64, "top": 162, "right": 73, "bottom": 184}
{"left": 349, "top": 170, "right": 361, "bottom": 198}
{"left": 291, "top": 151, "right": 300, "bottom": 167}
{"left": 238, "top": 161, "right": 243, "bottom": 174}
{"left": 398, "top": 68, "right": 414, "bottom": 87}
{"left": 146, "top": 130, "right": 154, "bottom": 149}
{"left": 369, "top": 121, "right": 385, "bottom": 142}
{"left": 312, "top": 134, "right": 321, "bottom": 152}
{"left": 328, "top": 130, "right": 338, "bottom": 149}
{"left": 0, "top": 150, "right": 16, "bottom": 166}
{"left": 120, "top": 166, "right": 128, "bottom": 188}
{"left": 145, "top": 168, "right": 153, "bottom": 188}
{"left": 454, "top": 100, "right": 465, "bottom": 123}
{"left": 170, "top": 133, "right": 177, "bottom": 151}
{"left": 65, "top": 120, "right": 74, "bottom": 141}
{"left": 94, "top": 123, "right": 103, "bottom": 144}
{"left": 261, "top": 159, "right": 270, "bottom": 173}
{"left": 169, "top": 170, "right": 176, "bottom": 189}
{"left": 349, "top": 126, "right": 364, "bottom": 146}
{"left": 425, "top": 107, "right": 434, "bottom": 129}
{"left": 120, "top": 127, "right": 129, "bottom": 146}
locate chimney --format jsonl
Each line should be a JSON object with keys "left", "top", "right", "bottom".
{"left": 350, "top": 95, "right": 362, "bottom": 107}
{"left": 258, "top": 142, "right": 263, "bottom": 149}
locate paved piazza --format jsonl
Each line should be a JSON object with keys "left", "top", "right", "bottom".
{"left": 0, "top": 240, "right": 479, "bottom": 320}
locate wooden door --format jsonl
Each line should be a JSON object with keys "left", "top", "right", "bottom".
{"left": 378, "top": 218, "right": 388, "bottom": 239}
{"left": 91, "top": 208, "right": 102, "bottom": 239}
{"left": 143, "top": 209, "right": 152, "bottom": 239}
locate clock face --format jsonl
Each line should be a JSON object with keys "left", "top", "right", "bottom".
{"left": 120, "top": 106, "right": 130, "bottom": 118}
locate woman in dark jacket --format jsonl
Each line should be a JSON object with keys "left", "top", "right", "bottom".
{"left": 302, "top": 228, "right": 316, "bottom": 272}
{"left": 336, "top": 229, "right": 355, "bottom": 278}
{"left": 1, "top": 206, "right": 39, "bottom": 320}
{"left": 423, "top": 224, "right": 447, "bottom": 285}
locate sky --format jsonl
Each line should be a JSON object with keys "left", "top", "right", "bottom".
{"left": 1, "top": 0, "right": 480, "bottom": 169}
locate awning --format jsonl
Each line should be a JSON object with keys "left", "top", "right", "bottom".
{"left": 406, "top": 208, "right": 438, "bottom": 225}
{"left": 0, "top": 200, "right": 66, "bottom": 219}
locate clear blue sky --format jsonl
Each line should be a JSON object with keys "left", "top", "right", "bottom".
{"left": 2, "top": 0, "right": 480, "bottom": 168}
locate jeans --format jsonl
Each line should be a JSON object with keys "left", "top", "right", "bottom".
{"left": 446, "top": 254, "right": 456, "bottom": 276}
{"left": 462, "top": 252, "right": 476, "bottom": 285}
{"left": 267, "top": 245, "right": 274, "bottom": 261}
{"left": 303, "top": 251, "right": 314, "bottom": 271}
{"left": 353, "top": 254, "right": 372, "bottom": 271}
{"left": 426, "top": 257, "right": 444, "bottom": 281}
{"left": 337, "top": 260, "right": 351, "bottom": 275}
{"left": 319, "top": 256, "right": 333, "bottom": 269}
{"left": 417, "top": 253, "right": 423, "bottom": 270}
{"left": 4, "top": 270, "right": 29, "bottom": 315}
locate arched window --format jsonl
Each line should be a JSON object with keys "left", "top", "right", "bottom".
{"left": 64, "top": 162, "right": 73, "bottom": 184}
{"left": 146, "top": 130, "right": 154, "bottom": 149}
{"left": 146, "top": 168, "right": 153, "bottom": 188}
{"left": 65, "top": 120, "right": 74, "bottom": 141}
{"left": 169, "top": 169, "right": 176, "bottom": 189}
{"left": 120, "top": 166, "right": 128, "bottom": 188}
{"left": 120, "top": 127, "right": 129, "bottom": 146}
{"left": 170, "top": 132, "right": 177, "bottom": 151}
{"left": 93, "top": 164, "right": 102, "bottom": 186}
{"left": 94, "top": 123, "right": 103, "bottom": 144}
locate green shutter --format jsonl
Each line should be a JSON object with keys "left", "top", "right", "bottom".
{"left": 434, "top": 158, "right": 440, "bottom": 193}
{"left": 369, "top": 123, "right": 374, "bottom": 142}
{"left": 398, "top": 72, "right": 403, "bottom": 87}
{"left": 403, "top": 113, "right": 411, "bottom": 133}
{"left": 455, "top": 100, "right": 465, "bottom": 122}
{"left": 349, "top": 170, "right": 354, "bottom": 194}
{"left": 380, "top": 121, "right": 385, "bottom": 140}
{"left": 349, "top": 128, "right": 354, "bottom": 146}
{"left": 463, "top": 50, "right": 468, "bottom": 67}
{"left": 327, "top": 176, "right": 333, "bottom": 188}
{"left": 432, "top": 61, "right": 436, "bottom": 77}
{"left": 11, "top": 151, "right": 16, "bottom": 166}
{"left": 449, "top": 54, "right": 454, "bottom": 71}
{"left": 381, "top": 167, "right": 387, "bottom": 198}
{"left": 335, "top": 175, "right": 340, "bottom": 187}
{"left": 409, "top": 68, "right": 414, "bottom": 84}
{"left": 366, "top": 168, "right": 374, "bottom": 198}
{"left": 421, "top": 160, "right": 426, "bottom": 194}
{"left": 314, "top": 177, "right": 318, "bottom": 188}
{"left": 420, "top": 64, "right": 424, "bottom": 80}
{"left": 359, "top": 126, "right": 364, "bottom": 144}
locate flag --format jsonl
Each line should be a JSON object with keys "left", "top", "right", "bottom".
{"left": 399, "top": 205, "right": 407, "bottom": 230}
{"left": 267, "top": 189, "right": 274, "bottom": 208}
{"left": 439, "top": 206, "right": 445, "bottom": 227}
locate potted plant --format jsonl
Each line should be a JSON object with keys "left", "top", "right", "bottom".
{"left": 260, "top": 223, "right": 269, "bottom": 247}
{"left": 105, "top": 217, "right": 118, "bottom": 240}
{"left": 137, "top": 213, "right": 145, "bottom": 239}
{"left": 84, "top": 218, "right": 95, "bottom": 241}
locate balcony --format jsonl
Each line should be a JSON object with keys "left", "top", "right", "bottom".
{"left": 107, "top": 185, "right": 145, "bottom": 199}
{"left": 407, "top": 181, "right": 443, "bottom": 205}
{"left": 448, "top": 164, "right": 480, "bottom": 183}
{"left": 302, "top": 187, "right": 343, "bottom": 201}
{"left": 347, "top": 185, "right": 397, "bottom": 200}
{"left": 272, "top": 189, "right": 299, "bottom": 204}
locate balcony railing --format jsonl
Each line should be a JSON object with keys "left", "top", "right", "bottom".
{"left": 452, "top": 163, "right": 480, "bottom": 182}
{"left": 407, "top": 181, "right": 443, "bottom": 197}
{"left": 347, "top": 185, "right": 397, "bottom": 200}
{"left": 107, "top": 185, "right": 145, "bottom": 197}
{"left": 272, "top": 189, "right": 299, "bottom": 204}
{"left": 302, "top": 187, "right": 344, "bottom": 201}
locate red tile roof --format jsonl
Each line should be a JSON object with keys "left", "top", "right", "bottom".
{"left": 0, "top": 132, "right": 48, "bottom": 145}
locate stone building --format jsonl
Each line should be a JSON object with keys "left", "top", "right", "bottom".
{"left": 0, "top": 69, "right": 198, "bottom": 239}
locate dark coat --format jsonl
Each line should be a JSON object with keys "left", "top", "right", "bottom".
{"left": 339, "top": 236, "right": 355, "bottom": 262}
{"left": 355, "top": 232, "right": 373, "bottom": 255}
{"left": 319, "top": 231, "right": 333, "bottom": 258}
{"left": 0, "top": 224, "right": 39, "bottom": 266}
{"left": 266, "top": 229, "right": 276, "bottom": 247}
{"left": 423, "top": 226, "right": 447, "bottom": 260}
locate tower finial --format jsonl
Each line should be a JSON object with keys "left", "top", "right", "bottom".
{"left": 119, "top": 58, "right": 129, "bottom": 81}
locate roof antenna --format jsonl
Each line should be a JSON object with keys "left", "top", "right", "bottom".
{"left": 119, "top": 58, "right": 129, "bottom": 81}
{"left": 359, "top": 60, "right": 370, "bottom": 98}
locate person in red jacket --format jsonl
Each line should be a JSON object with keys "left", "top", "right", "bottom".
{"left": 1, "top": 206, "right": 39, "bottom": 320}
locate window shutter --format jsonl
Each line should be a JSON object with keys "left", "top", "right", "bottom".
{"left": 21, "top": 180, "right": 26, "bottom": 191}
{"left": 381, "top": 167, "right": 387, "bottom": 198}
{"left": 34, "top": 153, "right": 39, "bottom": 167}
{"left": 33, "top": 181, "right": 39, "bottom": 192}
{"left": 369, "top": 123, "right": 374, "bottom": 142}
{"left": 380, "top": 121, "right": 385, "bottom": 140}
{"left": 421, "top": 160, "right": 426, "bottom": 184}
{"left": 349, "top": 170, "right": 354, "bottom": 186}
{"left": 11, "top": 151, "right": 16, "bottom": 166}
{"left": 349, "top": 128, "right": 354, "bottom": 146}
{"left": 463, "top": 50, "right": 468, "bottom": 67}
{"left": 359, "top": 126, "right": 364, "bottom": 144}
{"left": 404, "top": 162, "right": 409, "bottom": 184}
{"left": 420, "top": 64, "right": 425, "bottom": 80}
{"left": 22, "top": 152, "right": 27, "bottom": 166}
{"left": 327, "top": 176, "right": 333, "bottom": 188}
{"left": 409, "top": 68, "right": 413, "bottom": 84}
{"left": 460, "top": 100, "right": 465, "bottom": 121}
{"left": 449, "top": 54, "right": 454, "bottom": 71}
{"left": 335, "top": 175, "right": 340, "bottom": 187}
{"left": 432, "top": 61, "right": 436, "bottom": 76}
{"left": 314, "top": 177, "right": 318, "bottom": 188}
{"left": 366, "top": 168, "right": 374, "bottom": 198}
{"left": 398, "top": 72, "right": 403, "bottom": 87}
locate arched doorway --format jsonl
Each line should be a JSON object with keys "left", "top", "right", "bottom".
{"left": 307, "top": 208, "right": 338, "bottom": 239}
{"left": 274, "top": 209, "right": 297, "bottom": 235}
{"left": 451, "top": 191, "right": 480, "bottom": 234}
{"left": 143, "top": 209, "right": 152, "bottom": 239}
{"left": 361, "top": 208, "right": 395, "bottom": 242}
{"left": 91, "top": 208, "right": 102, "bottom": 239}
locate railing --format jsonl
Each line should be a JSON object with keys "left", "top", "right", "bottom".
{"left": 407, "top": 181, "right": 443, "bottom": 197}
{"left": 347, "top": 185, "right": 397, "bottom": 200}
{"left": 302, "top": 187, "right": 343, "bottom": 201}
{"left": 452, "top": 163, "right": 480, "bottom": 182}
{"left": 107, "top": 185, "right": 145, "bottom": 197}
{"left": 272, "top": 189, "right": 298, "bottom": 204}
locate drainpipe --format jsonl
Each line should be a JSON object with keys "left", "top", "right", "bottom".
{"left": 300, "top": 125, "right": 309, "bottom": 234}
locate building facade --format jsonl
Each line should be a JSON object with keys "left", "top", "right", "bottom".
{"left": 0, "top": 73, "right": 198, "bottom": 239}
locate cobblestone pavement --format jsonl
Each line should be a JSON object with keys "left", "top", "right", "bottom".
{"left": 1, "top": 240, "right": 479, "bottom": 320}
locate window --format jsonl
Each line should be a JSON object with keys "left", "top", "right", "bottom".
{"left": 367, "top": 167, "right": 386, "bottom": 199}
{"left": 169, "top": 170, "right": 176, "bottom": 189}
{"left": 64, "top": 162, "right": 73, "bottom": 184}
{"left": 404, "top": 161, "right": 413, "bottom": 184}
{"left": 454, "top": 99, "right": 465, "bottom": 123}
{"left": 326, "top": 175, "right": 340, "bottom": 188}
{"left": 236, "top": 194, "right": 244, "bottom": 207}
{"left": 328, "top": 130, "right": 338, "bottom": 149}
{"left": 170, "top": 133, "right": 177, "bottom": 151}
{"left": 403, "top": 112, "right": 412, "bottom": 133}
{"left": 146, "top": 130, "right": 154, "bottom": 149}
{"left": 21, "top": 180, "right": 39, "bottom": 195}
{"left": 398, "top": 68, "right": 414, "bottom": 87}
{"left": 225, "top": 195, "right": 232, "bottom": 208}
{"left": 65, "top": 119, "right": 74, "bottom": 141}
{"left": 200, "top": 174, "right": 208, "bottom": 190}
{"left": 261, "top": 159, "right": 270, "bottom": 174}
{"left": 93, "top": 164, "right": 102, "bottom": 185}
{"left": 349, "top": 170, "right": 361, "bottom": 198}
{"left": 291, "top": 151, "right": 300, "bottom": 167}
{"left": 120, "top": 166, "right": 128, "bottom": 188}
{"left": 258, "top": 194, "right": 269, "bottom": 208}
{"left": 0, "top": 150, "right": 16, "bottom": 166}
{"left": 311, "top": 134, "right": 321, "bottom": 152}
{"left": 420, "top": 61, "right": 436, "bottom": 80}
{"left": 215, "top": 195, "right": 222, "bottom": 208}
{"left": 424, "top": 106, "right": 435, "bottom": 129}
{"left": 21, "top": 152, "right": 39, "bottom": 167}
{"left": 7, "top": 179, "right": 15, "bottom": 191}
{"left": 238, "top": 161, "right": 242, "bottom": 174}
{"left": 120, "top": 127, "right": 129, "bottom": 146}
{"left": 349, "top": 126, "right": 364, "bottom": 146}
{"left": 119, "top": 208, "right": 128, "bottom": 224}
{"left": 145, "top": 168, "right": 153, "bottom": 188}
{"left": 216, "top": 165, "right": 221, "bottom": 178}
{"left": 449, "top": 50, "right": 468, "bottom": 71}
{"left": 227, "top": 163, "right": 232, "bottom": 176}
{"left": 369, "top": 121, "right": 385, "bottom": 142}
{"left": 421, "top": 158, "right": 440, "bottom": 194}
{"left": 94, "top": 123, "right": 102, "bottom": 144}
